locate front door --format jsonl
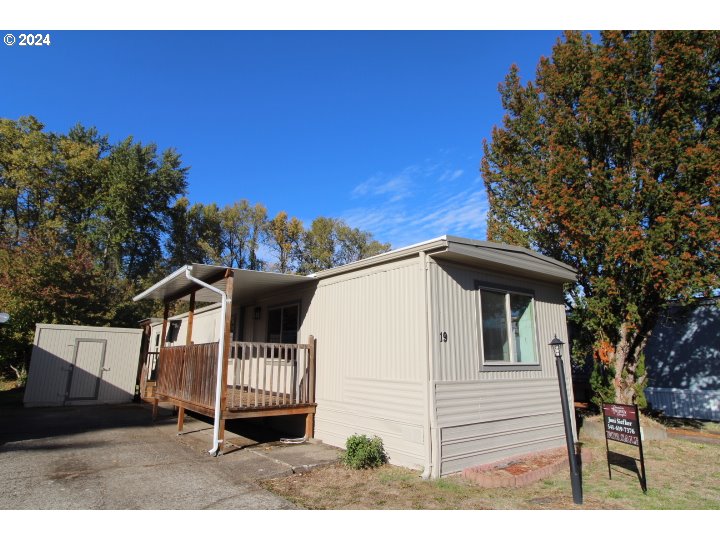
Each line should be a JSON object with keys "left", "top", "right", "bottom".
{"left": 66, "top": 339, "right": 107, "bottom": 401}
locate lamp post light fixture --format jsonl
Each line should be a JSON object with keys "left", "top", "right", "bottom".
{"left": 0, "top": 312, "right": 9, "bottom": 325}
{"left": 549, "top": 334, "right": 583, "bottom": 505}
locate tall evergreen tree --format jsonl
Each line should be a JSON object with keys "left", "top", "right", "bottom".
{"left": 98, "top": 137, "right": 188, "bottom": 281}
{"left": 482, "top": 31, "right": 720, "bottom": 404}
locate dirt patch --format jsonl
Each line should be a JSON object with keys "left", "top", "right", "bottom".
{"left": 502, "top": 449, "right": 567, "bottom": 475}
{"left": 48, "top": 457, "right": 99, "bottom": 482}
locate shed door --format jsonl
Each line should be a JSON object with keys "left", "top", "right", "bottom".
{"left": 67, "top": 339, "right": 107, "bottom": 401}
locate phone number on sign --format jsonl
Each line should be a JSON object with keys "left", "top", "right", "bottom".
{"left": 4, "top": 33, "right": 52, "bottom": 46}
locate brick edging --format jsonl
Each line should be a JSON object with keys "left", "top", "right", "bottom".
{"left": 462, "top": 447, "right": 593, "bottom": 488}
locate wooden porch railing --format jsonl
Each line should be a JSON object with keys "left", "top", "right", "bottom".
{"left": 227, "top": 338, "right": 316, "bottom": 410}
{"left": 153, "top": 336, "right": 316, "bottom": 413}
{"left": 156, "top": 343, "right": 219, "bottom": 409}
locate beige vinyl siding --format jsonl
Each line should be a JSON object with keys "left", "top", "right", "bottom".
{"left": 301, "top": 258, "right": 428, "bottom": 469}
{"left": 175, "top": 264, "right": 429, "bottom": 469}
{"left": 24, "top": 324, "right": 143, "bottom": 407}
{"left": 434, "top": 379, "right": 565, "bottom": 475}
{"left": 428, "top": 259, "right": 573, "bottom": 475}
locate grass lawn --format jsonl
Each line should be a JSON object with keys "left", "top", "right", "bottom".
{"left": 262, "top": 434, "right": 720, "bottom": 510}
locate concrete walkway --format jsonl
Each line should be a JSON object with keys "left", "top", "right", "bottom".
{"left": 0, "top": 403, "right": 339, "bottom": 509}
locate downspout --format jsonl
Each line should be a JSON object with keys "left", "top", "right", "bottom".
{"left": 420, "top": 251, "right": 436, "bottom": 479}
{"left": 184, "top": 266, "right": 228, "bottom": 456}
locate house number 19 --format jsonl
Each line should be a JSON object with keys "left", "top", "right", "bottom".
{"left": 440, "top": 331, "right": 448, "bottom": 342}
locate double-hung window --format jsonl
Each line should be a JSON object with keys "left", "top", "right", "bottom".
{"left": 476, "top": 283, "right": 539, "bottom": 369}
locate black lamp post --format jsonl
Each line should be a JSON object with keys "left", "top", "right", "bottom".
{"left": 550, "top": 334, "right": 583, "bottom": 505}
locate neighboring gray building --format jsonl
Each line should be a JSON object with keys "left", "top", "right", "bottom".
{"left": 137, "top": 235, "right": 577, "bottom": 477}
{"left": 644, "top": 298, "right": 720, "bottom": 421}
{"left": 24, "top": 324, "right": 143, "bottom": 407}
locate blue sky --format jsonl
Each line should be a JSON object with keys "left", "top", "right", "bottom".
{"left": 2, "top": 30, "right": 570, "bottom": 248}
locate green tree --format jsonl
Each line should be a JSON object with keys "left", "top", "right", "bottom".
{"left": 247, "top": 202, "right": 268, "bottom": 270}
{"left": 0, "top": 232, "right": 111, "bottom": 373}
{"left": 97, "top": 136, "right": 188, "bottom": 281}
{"left": 166, "top": 197, "right": 222, "bottom": 268}
{"left": 298, "top": 217, "right": 391, "bottom": 273}
{"left": 218, "top": 200, "right": 251, "bottom": 268}
{"left": 0, "top": 116, "right": 57, "bottom": 240}
{"left": 481, "top": 31, "right": 720, "bottom": 405}
{"left": 299, "top": 216, "right": 338, "bottom": 273}
{"left": 0, "top": 118, "right": 109, "bottom": 247}
{"left": 50, "top": 124, "right": 109, "bottom": 250}
{"left": 266, "top": 210, "right": 304, "bottom": 273}
{"left": 216, "top": 200, "right": 268, "bottom": 270}
{"left": 335, "top": 221, "right": 391, "bottom": 266}
{"left": 0, "top": 117, "right": 186, "bottom": 380}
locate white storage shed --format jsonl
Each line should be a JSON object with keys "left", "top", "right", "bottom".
{"left": 23, "top": 324, "right": 143, "bottom": 407}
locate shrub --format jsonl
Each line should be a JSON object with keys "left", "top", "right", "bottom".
{"left": 341, "top": 434, "right": 386, "bottom": 469}
{"left": 589, "top": 361, "right": 615, "bottom": 410}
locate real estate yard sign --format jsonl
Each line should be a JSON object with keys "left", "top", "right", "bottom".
{"left": 602, "top": 403, "right": 647, "bottom": 493}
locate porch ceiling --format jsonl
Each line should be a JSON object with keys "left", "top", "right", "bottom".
{"left": 133, "top": 264, "right": 317, "bottom": 305}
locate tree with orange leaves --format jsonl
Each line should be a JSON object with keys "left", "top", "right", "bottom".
{"left": 482, "top": 31, "right": 720, "bottom": 405}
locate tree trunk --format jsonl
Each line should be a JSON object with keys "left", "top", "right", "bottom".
{"left": 613, "top": 326, "right": 634, "bottom": 404}
{"left": 612, "top": 323, "right": 650, "bottom": 405}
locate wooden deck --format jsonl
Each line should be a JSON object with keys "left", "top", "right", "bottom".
{"left": 140, "top": 338, "right": 317, "bottom": 446}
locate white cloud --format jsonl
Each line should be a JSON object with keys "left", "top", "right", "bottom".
{"left": 438, "top": 169, "right": 464, "bottom": 182}
{"left": 351, "top": 166, "right": 417, "bottom": 202}
{"left": 345, "top": 159, "right": 488, "bottom": 248}
{"left": 344, "top": 187, "right": 488, "bottom": 248}
{"left": 409, "top": 188, "right": 487, "bottom": 231}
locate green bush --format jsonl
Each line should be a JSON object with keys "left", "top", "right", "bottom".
{"left": 341, "top": 434, "right": 386, "bottom": 469}
{"left": 590, "top": 360, "right": 615, "bottom": 410}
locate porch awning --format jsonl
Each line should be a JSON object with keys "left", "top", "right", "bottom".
{"left": 133, "top": 264, "right": 317, "bottom": 305}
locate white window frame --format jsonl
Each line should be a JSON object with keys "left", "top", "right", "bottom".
{"left": 474, "top": 280, "right": 541, "bottom": 372}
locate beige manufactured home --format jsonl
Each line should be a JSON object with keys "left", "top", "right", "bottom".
{"left": 135, "top": 235, "right": 576, "bottom": 478}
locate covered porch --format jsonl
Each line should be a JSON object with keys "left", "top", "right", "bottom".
{"left": 134, "top": 264, "right": 318, "bottom": 455}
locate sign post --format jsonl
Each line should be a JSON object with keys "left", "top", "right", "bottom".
{"left": 601, "top": 403, "right": 647, "bottom": 493}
